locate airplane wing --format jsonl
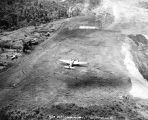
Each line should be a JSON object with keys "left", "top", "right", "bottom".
{"left": 59, "top": 59, "right": 88, "bottom": 66}
{"left": 59, "top": 59, "right": 71, "bottom": 64}
{"left": 73, "top": 61, "right": 88, "bottom": 65}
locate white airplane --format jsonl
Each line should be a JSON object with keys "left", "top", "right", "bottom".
{"left": 59, "top": 59, "right": 88, "bottom": 69}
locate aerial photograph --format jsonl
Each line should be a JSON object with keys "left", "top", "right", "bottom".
{"left": 0, "top": 0, "right": 148, "bottom": 119}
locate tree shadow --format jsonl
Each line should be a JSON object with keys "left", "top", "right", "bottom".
{"left": 64, "top": 73, "right": 131, "bottom": 89}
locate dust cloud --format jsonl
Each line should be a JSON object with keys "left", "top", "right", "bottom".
{"left": 121, "top": 41, "right": 148, "bottom": 99}
{"left": 83, "top": 0, "right": 148, "bottom": 28}
{"left": 81, "top": 0, "right": 148, "bottom": 99}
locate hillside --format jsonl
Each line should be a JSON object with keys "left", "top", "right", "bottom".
{"left": 0, "top": 0, "right": 69, "bottom": 31}
{"left": 0, "top": 0, "right": 148, "bottom": 120}
{"left": 0, "top": 15, "right": 148, "bottom": 119}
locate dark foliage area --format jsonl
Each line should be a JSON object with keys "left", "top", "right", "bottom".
{"left": 0, "top": 0, "right": 68, "bottom": 31}
{"left": 0, "top": 96, "right": 145, "bottom": 120}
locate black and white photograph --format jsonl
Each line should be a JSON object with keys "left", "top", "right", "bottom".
{"left": 0, "top": 0, "right": 148, "bottom": 119}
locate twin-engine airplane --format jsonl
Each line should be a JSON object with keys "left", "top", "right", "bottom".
{"left": 59, "top": 59, "right": 88, "bottom": 69}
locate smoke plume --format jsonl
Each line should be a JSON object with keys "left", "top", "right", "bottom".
{"left": 83, "top": 0, "right": 148, "bottom": 28}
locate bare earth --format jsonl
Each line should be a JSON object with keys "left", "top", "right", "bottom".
{"left": 0, "top": 16, "right": 148, "bottom": 120}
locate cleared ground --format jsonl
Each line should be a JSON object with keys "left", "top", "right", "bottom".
{"left": 0, "top": 16, "right": 148, "bottom": 119}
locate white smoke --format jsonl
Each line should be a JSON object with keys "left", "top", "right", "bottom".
{"left": 84, "top": 0, "right": 148, "bottom": 28}
{"left": 121, "top": 41, "right": 148, "bottom": 99}
{"left": 81, "top": 0, "right": 90, "bottom": 14}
